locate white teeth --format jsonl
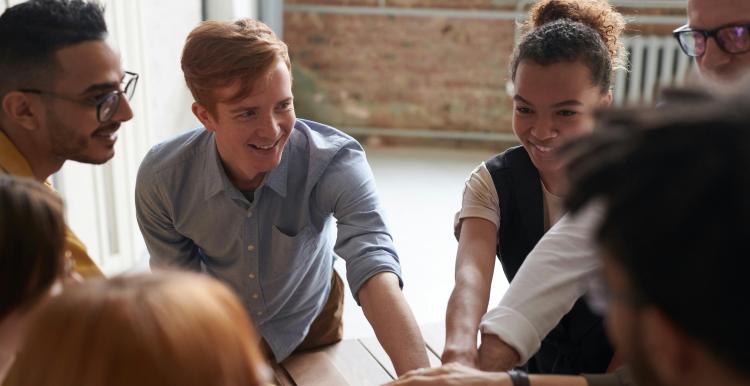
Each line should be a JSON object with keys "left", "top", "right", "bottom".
{"left": 534, "top": 144, "right": 552, "bottom": 153}
{"left": 94, "top": 131, "right": 118, "bottom": 141}
{"left": 250, "top": 140, "right": 278, "bottom": 150}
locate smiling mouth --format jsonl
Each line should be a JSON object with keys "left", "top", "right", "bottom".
{"left": 248, "top": 138, "right": 280, "bottom": 151}
{"left": 92, "top": 125, "right": 120, "bottom": 142}
{"left": 530, "top": 142, "right": 554, "bottom": 153}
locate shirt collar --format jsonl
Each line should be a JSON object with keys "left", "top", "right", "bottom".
{"left": 203, "top": 133, "right": 229, "bottom": 199}
{"left": 202, "top": 130, "right": 291, "bottom": 200}
{"left": 0, "top": 130, "right": 34, "bottom": 177}
{"left": 264, "top": 137, "right": 290, "bottom": 198}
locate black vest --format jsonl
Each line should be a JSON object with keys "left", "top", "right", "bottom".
{"left": 486, "top": 146, "right": 613, "bottom": 375}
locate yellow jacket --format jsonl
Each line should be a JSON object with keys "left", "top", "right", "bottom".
{"left": 0, "top": 131, "right": 103, "bottom": 278}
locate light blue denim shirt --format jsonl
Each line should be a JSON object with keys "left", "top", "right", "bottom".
{"left": 135, "top": 119, "right": 402, "bottom": 361}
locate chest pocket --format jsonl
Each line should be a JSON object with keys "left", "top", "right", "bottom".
{"left": 265, "top": 224, "right": 317, "bottom": 278}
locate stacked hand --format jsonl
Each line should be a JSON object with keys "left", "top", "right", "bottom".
{"left": 382, "top": 363, "right": 510, "bottom": 386}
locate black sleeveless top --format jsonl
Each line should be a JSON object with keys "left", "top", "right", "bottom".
{"left": 485, "top": 145, "right": 613, "bottom": 375}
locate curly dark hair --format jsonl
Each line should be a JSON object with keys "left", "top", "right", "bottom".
{"left": 511, "top": 0, "right": 627, "bottom": 94}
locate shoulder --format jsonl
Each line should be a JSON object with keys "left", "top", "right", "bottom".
{"left": 294, "top": 119, "right": 361, "bottom": 155}
{"left": 292, "top": 119, "right": 365, "bottom": 178}
{"left": 138, "top": 128, "right": 211, "bottom": 181}
{"left": 485, "top": 145, "right": 529, "bottom": 172}
{"left": 466, "top": 162, "right": 494, "bottom": 188}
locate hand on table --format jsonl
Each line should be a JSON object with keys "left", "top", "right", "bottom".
{"left": 382, "top": 363, "right": 509, "bottom": 386}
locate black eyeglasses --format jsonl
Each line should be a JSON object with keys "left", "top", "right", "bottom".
{"left": 18, "top": 71, "right": 139, "bottom": 122}
{"left": 673, "top": 24, "right": 750, "bottom": 58}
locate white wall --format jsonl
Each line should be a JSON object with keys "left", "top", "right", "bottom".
{"left": 1, "top": 0, "right": 280, "bottom": 275}
{"left": 54, "top": 0, "right": 203, "bottom": 275}
{"left": 205, "top": 0, "right": 258, "bottom": 20}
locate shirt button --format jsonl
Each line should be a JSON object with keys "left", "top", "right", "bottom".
{"left": 252, "top": 293, "right": 259, "bottom": 299}
{"left": 256, "top": 311, "right": 263, "bottom": 316}
{"left": 248, "top": 273, "right": 256, "bottom": 279}
{"left": 246, "top": 210, "right": 253, "bottom": 218}
{"left": 247, "top": 244, "right": 255, "bottom": 252}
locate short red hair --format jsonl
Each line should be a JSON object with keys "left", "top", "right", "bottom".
{"left": 181, "top": 18, "right": 291, "bottom": 110}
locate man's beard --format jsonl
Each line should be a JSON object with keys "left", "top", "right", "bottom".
{"left": 47, "top": 110, "right": 117, "bottom": 165}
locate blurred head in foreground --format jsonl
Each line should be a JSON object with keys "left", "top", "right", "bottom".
{"left": 13, "top": 271, "right": 271, "bottom": 386}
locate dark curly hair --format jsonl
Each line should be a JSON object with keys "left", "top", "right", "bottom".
{"left": 511, "top": 0, "right": 626, "bottom": 94}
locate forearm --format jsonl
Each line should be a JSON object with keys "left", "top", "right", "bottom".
{"left": 359, "top": 272, "right": 429, "bottom": 375}
{"left": 444, "top": 217, "right": 497, "bottom": 364}
{"left": 478, "top": 333, "right": 520, "bottom": 371}
{"left": 481, "top": 206, "right": 604, "bottom": 364}
{"left": 444, "top": 277, "right": 491, "bottom": 355}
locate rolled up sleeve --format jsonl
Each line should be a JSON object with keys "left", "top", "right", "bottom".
{"left": 316, "top": 143, "right": 402, "bottom": 303}
{"left": 480, "top": 202, "right": 604, "bottom": 364}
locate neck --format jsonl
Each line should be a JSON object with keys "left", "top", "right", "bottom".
{"left": 0, "top": 311, "right": 26, "bottom": 380}
{"left": 1, "top": 126, "right": 63, "bottom": 182}
{"left": 220, "top": 160, "right": 265, "bottom": 191}
{"left": 539, "top": 170, "right": 567, "bottom": 196}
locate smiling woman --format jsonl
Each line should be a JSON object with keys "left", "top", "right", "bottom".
{"left": 443, "top": 0, "right": 625, "bottom": 376}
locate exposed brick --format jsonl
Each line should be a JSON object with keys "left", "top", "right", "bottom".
{"left": 384, "top": 0, "right": 516, "bottom": 10}
{"left": 284, "top": 2, "right": 689, "bottom": 147}
{"left": 286, "top": 11, "right": 515, "bottom": 134}
{"left": 286, "top": 0, "right": 380, "bottom": 6}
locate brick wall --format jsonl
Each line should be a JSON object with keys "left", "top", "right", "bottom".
{"left": 283, "top": 1, "right": 688, "bottom": 147}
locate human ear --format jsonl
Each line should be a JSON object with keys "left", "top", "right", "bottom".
{"left": 192, "top": 102, "right": 218, "bottom": 132}
{"left": 2, "top": 91, "right": 41, "bottom": 131}
{"left": 601, "top": 90, "right": 614, "bottom": 107}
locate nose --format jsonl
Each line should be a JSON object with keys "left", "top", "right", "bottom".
{"left": 530, "top": 115, "right": 557, "bottom": 141}
{"left": 699, "top": 36, "right": 731, "bottom": 75}
{"left": 259, "top": 112, "right": 282, "bottom": 138}
{"left": 112, "top": 94, "right": 134, "bottom": 123}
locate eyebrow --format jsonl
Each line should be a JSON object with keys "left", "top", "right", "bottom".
{"left": 228, "top": 97, "right": 293, "bottom": 114}
{"left": 78, "top": 73, "right": 129, "bottom": 96}
{"left": 229, "top": 106, "right": 258, "bottom": 114}
{"left": 514, "top": 94, "right": 583, "bottom": 108}
{"left": 551, "top": 100, "right": 584, "bottom": 108}
{"left": 79, "top": 82, "right": 119, "bottom": 95}
{"left": 514, "top": 95, "right": 533, "bottom": 105}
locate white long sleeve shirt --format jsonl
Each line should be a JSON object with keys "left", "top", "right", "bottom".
{"left": 479, "top": 204, "right": 603, "bottom": 364}
{"left": 455, "top": 162, "right": 604, "bottom": 365}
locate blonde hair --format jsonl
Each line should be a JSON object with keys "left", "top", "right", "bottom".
{"left": 13, "top": 271, "right": 270, "bottom": 386}
{"left": 181, "top": 18, "right": 291, "bottom": 112}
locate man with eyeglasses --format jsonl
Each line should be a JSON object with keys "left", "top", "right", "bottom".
{"left": 0, "top": 0, "right": 136, "bottom": 278}
{"left": 674, "top": 0, "right": 750, "bottom": 83}
{"left": 415, "top": 0, "right": 750, "bottom": 384}
{"left": 390, "top": 87, "right": 750, "bottom": 386}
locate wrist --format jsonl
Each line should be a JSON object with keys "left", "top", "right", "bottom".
{"left": 507, "top": 369, "right": 531, "bottom": 386}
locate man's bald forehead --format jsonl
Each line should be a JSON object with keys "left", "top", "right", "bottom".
{"left": 688, "top": 0, "right": 750, "bottom": 28}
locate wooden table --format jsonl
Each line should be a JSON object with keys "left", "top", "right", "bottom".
{"left": 275, "top": 323, "right": 445, "bottom": 386}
